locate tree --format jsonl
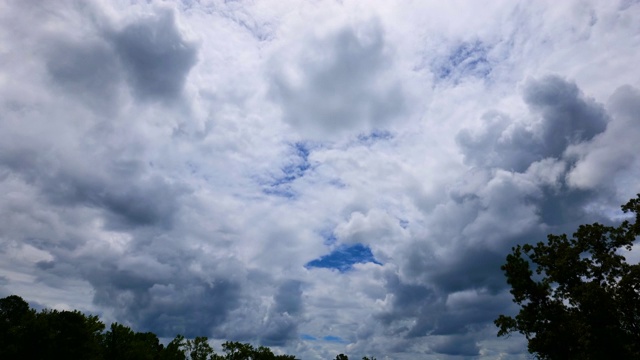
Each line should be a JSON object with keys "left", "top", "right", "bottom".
{"left": 185, "top": 336, "right": 215, "bottom": 360}
{"left": 104, "top": 323, "right": 164, "bottom": 360}
{"left": 212, "top": 341, "right": 295, "bottom": 360}
{"left": 31, "top": 308, "right": 105, "bottom": 359}
{"left": 495, "top": 195, "right": 640, "bottom": 359}
{"left": 215, "top": 341, "right": 253, "bottom": 360}
{"left": 0, "top": 294, "right": 298, "bottom": 360}
{"left": 0, "top": 295, "right": 36, "bottom": 358}
{"left": 335, "top": 354, "right": 349, "bottom": 360}
{"left": 132, "top": 331, "right": 165, "bottom": 359}
{"left": 104, "top": 322, "right": 136, "bottom": 359}
{"left": 162, "top": 335, "right": 187, "bottom": 360}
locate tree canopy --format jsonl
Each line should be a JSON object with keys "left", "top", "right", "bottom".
{"left": 0, "top": 295, "right": 299, "bottom": 360}
{"left": 495, "top": 195, "right": 640, "bottom": 359}
{"left": 0, "top": 294, "right": 377, "bottom": 359}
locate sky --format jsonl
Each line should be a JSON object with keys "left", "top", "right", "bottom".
{"left": 1, "top": 0, "right": 639, "bottom": 359}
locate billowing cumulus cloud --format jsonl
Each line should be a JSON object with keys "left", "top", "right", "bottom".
{"left": 269, "top": 19, "right": 407, "bottom": 140}
{"left": 457, "top": 75, "right": 608, "bottom": 172}
{"left": 0, "top": 1, "right": 639, "bottom": 359}
{"left": 108, "top": 8, "right": 198, "bottom": 102}
{"left": 566, "top": 85, "right": 640, "bottom": 191}
{"left": 45, "top": 38, "right": 123, "bottom": 114}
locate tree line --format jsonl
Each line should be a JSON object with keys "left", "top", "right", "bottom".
{"left": 0, "top": 294, "right": 376, "bottom": 360}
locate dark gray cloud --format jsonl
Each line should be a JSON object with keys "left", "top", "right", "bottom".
{"left": 48, "top": 174, "right": 184, "bottom": 230}
{"left": 45, "top": 39, "right": 123, "bottom": 114}
{"left": 257, "top": 280, "right": 304, "bottom": 346}
{"left": 270, "top": 20, "right": 406, "bottom": 139}
{"left": 41, "top": 5, "right": 197, "bottom": 108}
{"left": 0, "top": 6, "right": 194, "bottom": 227}
{"left": 274, "top": 280, "right": 303, "bottom": 315}
{"left": 0, "top": 5, "right": 209, "bottom": 339}
{"left": 524, "top": 75, "right": 608, "bottom": 156}
{"left": 566, "top": 85, "right": 640, "bottom": 190}
{"left": 457, "top": 75, "right": 608, "bottom": 172}
{"left": 0, "top": 145, "right": 185, "bottom": 230}
{"left": 191, "top": 278, "right": 303, "bottom": 347}
{"left": 109, "top": 8, "right": 198, "bottom": 102}
{"left": 378, "top": 267, "right": 515, "bottom": 341}
{"left": 432, "top": 291, "right": 515, "bottom": 337}
{"left": 427, "top": 247, "right": 514, "bottom": 295}
{"left": 92, "top": 273, "right": 241, "bottom": 337}
{"left": 260, "top": 313, "right": 298, "bottom": 346}
{"left": 379, "top": 273, "right": 436, "bottom": 324}
{"left": 455, "top": 111, "right": 541, "bottom": 172}
{"left": 430, "top": 334, "right": 480, "bottom": 356}
{"left": 30, "top": 234, "right": 243, "bottom": 338}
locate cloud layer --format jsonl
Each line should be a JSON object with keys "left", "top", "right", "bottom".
{"left": 1, "top": 1, "right": 639, "bottom": 359}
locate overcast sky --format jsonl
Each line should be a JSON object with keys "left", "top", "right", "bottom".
{"left": 1, "top": 0, "right": 640, "bottom": 359}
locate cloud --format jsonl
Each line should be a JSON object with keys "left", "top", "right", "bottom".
{"left": 566, "top": 85, "right": 640, "bottom": 190}
{"left": 108, "top": 7, "right": 198, "bottom": 102}
{"left": 274, "top": 280, "right": 303, "bottom": 315}
{"left": 523, "top": 75, "right": 607, "bottom": 154}
{"left": 269, "top": 18, "right": 407, "bottom": 140}
{"left": 373, "top": 74, "right": 633, "bottom": 357}
{"left": 45, "top": 39, "right": 123, "bottom": 114}
{"left": 0, "top": 139, "right": 186, "bottom": 230}
{"left": 0, "top": 1, "right": 639, "bottom": 359}
{"left": 334, "top": 208, "right": 406, "bottom": 246}
{"left": 430, "top": 334, "right": 480, "bottom": 356}
{"left": 457, "top": 75, "right": 608, "bottom": 172}
{"left": 93, "top": 274, "right": 242, "bottom": 338}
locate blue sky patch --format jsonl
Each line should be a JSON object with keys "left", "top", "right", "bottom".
{"left": 306, "top": 243, "right": 382, "bottom": 272}
{"left": 282, "top": 142, "right": 311, "bottom": 179}
{"left": 435, "top": 41, "right": 492, "bottom": 81}
{"left": 262, "top": 186, "right": 296, "bottom": 199}
{"left": 301, "top": 334, "right": 346, "bottom": 343}
{"left": 322, "top": 336, "right": 348, "bottom": 343}
{"left": 273, "top": 142, "right": 311, "bottom": 185}
{"left": 263, "top": 142, "right": 313, "bottom": 198}
{"left": 322, "top": 232, "right": 338, "bottom": 246}
{"left": 357, "top": 130, "right": 393, "bottom": 145}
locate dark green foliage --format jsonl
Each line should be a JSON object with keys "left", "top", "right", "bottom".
{"left": 162, "top": 335, "right": 187, "bottom": 360}
{"left": 216, "top": 341, "right": 256, "bottom": 360}
{"left": 211, "top": 341, "right": 296, "bottom": 360}
{"left": 0, "top": 295, "right": 37, "bottom": 358}
{"left": 33, "top": 309, "right": 105, "bottom": 359}
{"left": 496, "top": 195, "right": 640, "bottom": 359}
{"left": 186, "top": 336, "right": 215, "bottom": 360}
{"left": 0, "top": 294, "right": 298, "bottom": 360}
{"left": 104, "top": 322, "right": 164, "bottom": 360}
{"left": 334, "top": 354, "right": 349, "bottom": 360}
